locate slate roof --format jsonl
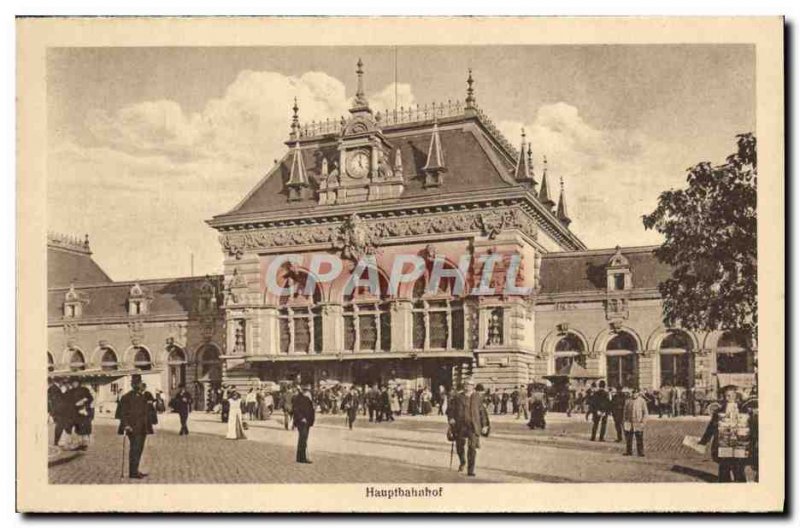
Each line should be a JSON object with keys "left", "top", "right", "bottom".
{"left": 215, "top": 119, "right": 518, "bottom": 220}
{"left": 538, "top": 246, "right": 672, "bottom": 295}
{"left": 48, "top": 276, "right": 223, "bottom": 322}
{"left": 48, "top": 246, "right": 112, "bottom": 288}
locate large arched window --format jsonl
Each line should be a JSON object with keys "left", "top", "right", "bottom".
{"left": 198, "top": 344, "right": 222, "bottom": 380}
{"left": 132, "top": 346, "right": 152, "bottom": 371}
{"left": 277, "top": 267, "right": 323, "bottom": 354}
{"left": 606, "top": 331, "right": 638, "bottom": 389}
{"left": 411, "top": 270, "right": 465, "bottom": 351}
{"left": 716, "top": 331, "right": 755, "bottom": 374}
{"left": 659, "top": 330, "right": 692, "bottom": 388}
{"left": 554, "top": 333, "right": 586, "bottom": 373}
{"left": 69, "top": 349, "right": 86, "bottom": 372}
{"left": 100, "top": 348, "right": 119, "bottom": 372}
{"left": 167, "top": 345, "right": 187, "bottom": 391}
{"left": 343, "top": 268, "right": 391, "bottom": 352}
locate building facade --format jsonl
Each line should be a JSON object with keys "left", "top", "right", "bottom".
{"left": 47, "top": 61, "right": 756, "bottom": 403}
{"left": 46, "top": 233, "right": 226, "bottom": 414}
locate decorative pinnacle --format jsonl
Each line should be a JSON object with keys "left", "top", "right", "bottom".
{"left": 352, "top": 58, "right": 369, "bottom": 110}
{"left": 290, "top": 97, "right": 300, "bottom": 138}
{"left": 465, "top": 68, "right": 475, "bottom": 108}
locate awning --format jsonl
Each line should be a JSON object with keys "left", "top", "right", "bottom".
{"left": 48, "top": 368, "right": 160, "bottom": 380}
{"left": 544, "top": 362, "right": 603, "bottom": 381}
{"left": 715, "top": 373, "right": 757, "bottom": 389}
{"left": 244, "top": 350, "right": 474, "bottom": 362}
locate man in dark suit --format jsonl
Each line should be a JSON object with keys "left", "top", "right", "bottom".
{"left": 341, "top": 387, "right": 360, "bottom": 430}
{"left": 447, "top": 378, "right": 490, "bottom": 477}
{"left": 610, "top": 387, "right": 628, "bottom": 443}
{"left": 170, "top": 384, "right": 193, "bottom": 435}
{"left": 589, "top": 380, "right": 610, "bottom": 442}
{"left": 292, "top": 385, "right": 316, "bottom": 463}
{"left": 115, "top": 374, "right": 154, "bottom": 479}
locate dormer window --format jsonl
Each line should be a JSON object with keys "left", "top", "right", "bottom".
{"left": 128, "top": 283, "right": 150, "bottom": 316}
{"left": 198, "top": 276, "right": 217, "bottom": 312}
{"left": 63, "top": 283, "right": 85, "bottom": 318}
{"left": 606, "top": 246, "right": 632, "bottom": 291}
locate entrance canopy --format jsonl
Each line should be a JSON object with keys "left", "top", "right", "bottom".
{"left": 545, "top": 361, "right": 602, "bottom": 381}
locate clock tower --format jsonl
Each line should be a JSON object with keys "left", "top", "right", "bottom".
{"left": 318, "top": 59, "right": 405, "bottom": 205}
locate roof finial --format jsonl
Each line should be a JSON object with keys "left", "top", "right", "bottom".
{"left": 465, "top": 68, "right": 476, "bottom": 108}
{"left": 290, "top": 97, "right": 300, "bottom": 139}
{"left": 351, "top": 58, "right": 370, "bottom": 112}
{"left": 514, "top": 128, "right": 535, "bottom": 188}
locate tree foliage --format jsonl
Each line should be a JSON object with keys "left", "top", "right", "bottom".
{"left": 643, "top": 133, "right": 757, "bottom": 340}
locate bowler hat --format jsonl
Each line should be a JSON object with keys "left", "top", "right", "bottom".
{"left": 131, "top": 374, "right": 143, "bottom": 384}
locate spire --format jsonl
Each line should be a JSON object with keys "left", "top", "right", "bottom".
{"left": 538, "top": 155, "right": 556, "bottom": 211}
{"left": 350, "top": 58, "right": 371, "bottom": 114}
{"left": 422, "top": 121, "right": 447, "bottom": 188}
{"left": 557, "top": 175, "right": 572, "bottom": 228}
{"left": 514, "top": 128, "right": 536, "bottom": 188}
{"left": 290, "top": 97, "right": 300, "bottom": 139}
{"left": 465, "top": 68, "right": 476, "bottom": 109}
{"left": 286, "top": 142, "right": 309, "bottom": 201}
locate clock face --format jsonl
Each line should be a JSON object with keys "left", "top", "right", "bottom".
{"left": 346, "top": 150, "right": 370, "bottom": 179}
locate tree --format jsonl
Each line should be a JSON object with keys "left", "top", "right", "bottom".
{"left": 642, "top": 133, "right": 757, "bottom": 340}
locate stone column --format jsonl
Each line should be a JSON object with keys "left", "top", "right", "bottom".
{"left": 323, "top": 304, "right": 343, "bottom": 354}
{"left": 392, "top": 299, "right": 413, "bottom": 351}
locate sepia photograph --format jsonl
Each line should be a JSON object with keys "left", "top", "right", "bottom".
{"left": 16, "top": 16, "right": 784, "bottom": 513}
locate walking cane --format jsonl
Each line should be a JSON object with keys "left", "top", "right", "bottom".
{"left": 120, "top": 434, "right": 126, "bottom": 479}
{"left": 449, "top": 440, "right": 454, "bottom": 470}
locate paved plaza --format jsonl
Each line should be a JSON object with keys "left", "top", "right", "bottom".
{"left": 48, "top": 410, "right": 724, "bottom": 484}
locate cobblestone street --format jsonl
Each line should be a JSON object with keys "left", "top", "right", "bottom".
{"left": 48, "top": 410, "right": 724, "bottom": 484}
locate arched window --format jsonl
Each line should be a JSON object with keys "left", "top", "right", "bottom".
{"left": 606, "top": 331, "right": 638, "bottom": 390}
{"left": 277, "top": 267, "right": 323, "bottom": 355}
{"left": 69, "top": 349, "right": 86, "bottom": 372}
{"left": 47, "top": 351, "right": 55, "bottom": 372}
{"left": 198, "top": 344, "right": 222, "bottom": 380}
{"left": 659, "top": 330, "right": 692, "bottom": 388}
{"left": 132, "top": 346, "right": 152, "bottom": 371}
{"left": 411, "top": 270, "right": 465, "bottom": 351}
{"left": 554, "top": 333, "right": 586, "bottom": 373}
{"left": 100, "top": 348, "right": 118, "bottom": 372}
{"left": 167, "top": 345, "right": 187, "bottom": 391}
{"left": 343, "top": 267, "right": 391, "bottom": 352}
{"left": 716, "top": 331, "right": 754, "bottom": 374}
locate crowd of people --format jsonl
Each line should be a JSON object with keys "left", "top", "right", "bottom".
{"left": 47, "top": 374, "right": 758, "bottom": 483}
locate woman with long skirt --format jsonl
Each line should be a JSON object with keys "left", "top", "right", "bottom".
{"left": 226, "top": 391, "right": 247, "bottom": 440}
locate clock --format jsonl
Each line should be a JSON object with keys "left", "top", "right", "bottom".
{"left": 346, "top": 150, "right": 371, "bottom": 179}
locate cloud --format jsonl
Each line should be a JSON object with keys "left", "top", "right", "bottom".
{"left": 49, "top": 70, "right": 417, "bottom": 280}
{"left": 499, "top": 103, "right": 690, "bottom": 249}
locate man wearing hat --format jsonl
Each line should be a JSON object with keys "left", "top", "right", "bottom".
{"left": 447, "top": 378, "right": 490, "bottom": 477}
{"left": 115, "top": 374, "right": 154, "bottom": 479}
{"left": 170, "top": 383, "right": 194, "bottom": 435}
{"left": 292, "top": 384, "right": 316, "bottom": 463}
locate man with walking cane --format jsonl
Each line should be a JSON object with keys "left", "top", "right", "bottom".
{"left": 116, "top": 374, "right": 154, "bottom": 479}
{"left": 446, "top": 378, "right": 490, "bottom": 477}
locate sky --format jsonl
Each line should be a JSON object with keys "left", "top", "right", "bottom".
{"left": 47, "top": 45, "right": 755, "bottom": 281}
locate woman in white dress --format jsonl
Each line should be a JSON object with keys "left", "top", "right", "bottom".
{"left": 226, "top": 391, "right": 247, "bottom": 440}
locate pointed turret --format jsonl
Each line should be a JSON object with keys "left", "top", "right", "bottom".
{"left": 286, "top": 142, "right": 309, "bottom": 201}
{"left": 514, "top": 128, "right": 537, "bottom": 188}
{"left": 350, "top": 58, "right": 371, "bottom": 114}
{"left": 557, "top": 176, "right": 572, "bottom": 228}
{"left": 422, "top": 121, "right": 447, "bottom": 188}
{"left": 538, "top": 156, "right": 556, "bottom": 211}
